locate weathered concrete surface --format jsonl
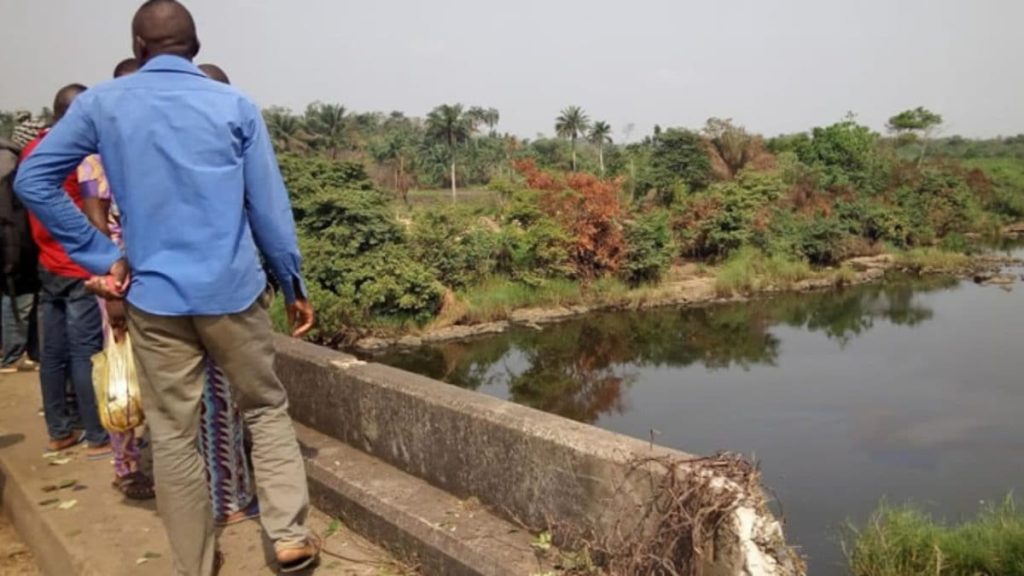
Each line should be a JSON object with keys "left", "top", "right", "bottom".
{"left": 0, "top": 513, "right": 38, "bottom": 575}
{"left": 298, "top": 422, "right": 556, "bottom": 576}
{"left": 0, "top": 371, "right": 404, "bottom": 576}
{"left": 276, "top": 336, "right": 802, "bottom": 574}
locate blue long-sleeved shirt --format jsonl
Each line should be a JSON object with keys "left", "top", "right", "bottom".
{"left": 14, "top": 55, "right": 306, "bottom": 315}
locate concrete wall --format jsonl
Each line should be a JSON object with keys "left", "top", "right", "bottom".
{"left": 275, "top": 336, "right": 801, "bottom": 575}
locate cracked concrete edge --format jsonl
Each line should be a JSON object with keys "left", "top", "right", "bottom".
{"left": 0, "top": 455, "right": 90, "bottom": 576}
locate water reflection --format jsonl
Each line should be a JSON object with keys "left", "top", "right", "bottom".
{"left": 379, "top": 275, "right": 956, "bottom": 424}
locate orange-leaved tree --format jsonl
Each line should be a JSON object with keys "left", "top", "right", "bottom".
{"left": 514, "top": 159, "right": 625, "bottom": 278}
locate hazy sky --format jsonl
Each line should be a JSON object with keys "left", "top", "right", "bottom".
{"left": 2, "top": 0, "right": 1022, "bottom": 139}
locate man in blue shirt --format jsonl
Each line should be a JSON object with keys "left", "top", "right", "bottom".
{"left": 15, "top": 1, "right": 319, "bottom": 573}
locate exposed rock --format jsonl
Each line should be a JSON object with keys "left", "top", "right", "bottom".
{"left": 845, "top": 254, "right": 896, "bottom": 272}
{"left": 977, "top": 273, "right": 1016, "bottom": 286}
{"left": 421, "top": 322, "right": 509, "bottom": 343}
{"left": 509, "top": 307, "right": 580, "bottom": 325}
{"left": 396, "top": 335, "right": 423, "bottom": 348}
{"left": 353, "top": 337, "right": 391, "bottom": 352}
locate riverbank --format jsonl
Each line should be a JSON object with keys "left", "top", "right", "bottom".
{"left": 353, "top": 248, "right": 1020, "bottom": 352}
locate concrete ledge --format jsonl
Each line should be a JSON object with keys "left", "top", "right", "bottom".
{"left": 0, "top": 447, "right": 83, "bottom": 576}
{"left": 276, "top": 336, "right": 801, "bottom": 574}
{"left": 297, "top": 422, "right": 555, "bottom": 576}
{"left": 277, "top": 336, "right": 674, "bottom": 532}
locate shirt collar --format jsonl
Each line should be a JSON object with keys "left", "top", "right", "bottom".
{"left": 139, "top": 54, "right": 205, "bottom": 77}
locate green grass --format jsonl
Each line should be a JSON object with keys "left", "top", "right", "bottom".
{"left": 456, "top": 277, "right": 584, "bottom": 323}
{"left": 714, "top": 247, "right": 814, "bottom": 296}
{"left": 438, "top": 276, "right": 636, "bottom": 326}
{"left": 895, "top": 248, "right": 971, "bottom": 272}
{"left": 847, "top": 497, "right": 1024, "bottom": 576}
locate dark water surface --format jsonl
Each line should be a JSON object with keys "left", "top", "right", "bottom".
{"left": 376, "top": 263, "right": 1024, "bottom": 573}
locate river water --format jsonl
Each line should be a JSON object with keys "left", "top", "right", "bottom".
{"left": 376, "top": 258, "right": 1024, "bottom": 573}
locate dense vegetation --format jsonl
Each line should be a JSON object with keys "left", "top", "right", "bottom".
{"left": 847, "top": 497, "right": 1024, "bottom": 576}
{"left": 4, "top": 105, "right": 1024, "bottom": 345}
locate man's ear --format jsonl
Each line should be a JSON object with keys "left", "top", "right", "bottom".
{"left": 133, "top": 36, "right": 146, "bottom": 64}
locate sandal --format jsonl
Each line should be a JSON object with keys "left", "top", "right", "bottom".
{"left": 216, "top": 499, "right": 260, "bottom": 526}
{"left": 112, "top": 471, "right": 155, "bottom": 500}
{"left": 276, "top": 534, "right": 321, "bottom": 574}
{"left": 86, "top": 442, "right": 113, "bottom": 460}
{"left": 47, "top": 431, "right": 85, "bottom": 452}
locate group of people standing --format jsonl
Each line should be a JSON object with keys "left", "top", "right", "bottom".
{"left": 5, "top": 1, "right": 320, "bottom": 574}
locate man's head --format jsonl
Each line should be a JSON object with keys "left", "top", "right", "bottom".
{"left": 52, "top": 84, "right": 87, "bottom": 124}
{"left": 131, "top": 0, "right": 200, "bottom": 65}
{"left": 198, "top": 64, "right": 230, "bottom": 85}
{"left": 113, "top": 58, "right": 140, "bottom": 79}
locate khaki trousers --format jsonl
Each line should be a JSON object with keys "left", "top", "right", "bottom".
{"left": 128, "top": 294, "right": 309, "bottom": 576}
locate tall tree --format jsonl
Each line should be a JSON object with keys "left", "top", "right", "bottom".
{"left": 646, "top": 128, "right": 712, "bottom": 205}
{"left": 703, "top": 117, "right": 762, "bottom": 178}
{"left": 371, "top": 112, "right": 422, "bottom": 204}
{"left": 555, "top": 106, "right": 590, "bottom": 171}
{"left": 887, "top": 106, "right": 943, "bottom": 165}
{"left": 466, "top": 107, "right": 500, "bottom": 134}
{"left": 303, "top": 102, "right": 348, "bottom": 159}
{"left": 588, "top": 121, "right": 613, "bottom": 175}
{"left": 426, "top": 103, "right": 472, "bottom": 202}
{"left": 263, "top": 106, "right": 304, "bottom": 152}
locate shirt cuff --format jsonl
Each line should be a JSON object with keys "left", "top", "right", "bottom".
{"left": 267, "top": 252, "right": 307, "bottom": 304}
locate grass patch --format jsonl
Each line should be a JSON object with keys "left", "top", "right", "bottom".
{"left": 436, "top": 276, "right": 636, "bottom": 326}
{"left": 846, "top": 497, "right": 1024, "bottom": 576}
{"left": 895, "top": 248, "right": 971, "bottom": 273}
{"left": 456, "top": 277, "right": 584, "bottom": 324}
{"left": 714, "top": 247, "right": 813, "bottom": 296}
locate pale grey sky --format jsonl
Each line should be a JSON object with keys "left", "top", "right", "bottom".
{"left": 1, "top": 0, "right": 1022, "bottom": 139}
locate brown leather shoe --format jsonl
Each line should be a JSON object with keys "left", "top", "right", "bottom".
{"left": 276, "top": 534, "right": 321, "bottom": 574}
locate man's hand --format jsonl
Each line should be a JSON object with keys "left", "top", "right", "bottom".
{"left": 107, "top": 299, "right": 128, "bottom": 343}
{"left": 85, "top": 258, "right": 131, "bottom": 300}
{"left": 287, "top": 298, "right": 315, "bottom": 338}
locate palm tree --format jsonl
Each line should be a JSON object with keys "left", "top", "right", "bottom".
{"left": 588, "top": 121, "right": 613, "bottom": 175}
{"left": 303, "top": 102, "right": 347, "bottom": 159}
{"left": 555, "top": 106, "right": 590, "bottom": 171}
{"left": 263, "top": 107, "right": 304, "bottom": 152}
{"left": 466, "top": 107, "right": 500, "bottom": 134}
{"left": 426, "top": 103, "right": 471, "bottom": 202}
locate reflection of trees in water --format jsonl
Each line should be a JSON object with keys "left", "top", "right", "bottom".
{"left": 770, "top": 275, "right": 953, "bottom": 346}
{"left": 380, "top": 275, "right": 954, "bottom": 423}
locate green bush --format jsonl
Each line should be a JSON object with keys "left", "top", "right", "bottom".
{"left": 496, "top": 217, "right": 575, "bottom": 282}
{"left": 796, "top": 216, "right": 848, "bottom": 265}
{"left": 410, "top": 208, "right": 499, "bottom": 288}
{"left": 621, "top": 210, "right": 674, "bottom": 285}
{"left": 799, "top": 118, "right": 888, "bottom": 193}
{"left": 690, "top": 171, "right": 786, "bottom": 258}
{"left": 282, "top": 156, "right": 445, "bottom": 337}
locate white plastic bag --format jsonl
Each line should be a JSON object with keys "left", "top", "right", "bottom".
{"left": 91, "top": 333, "right": 144, "bottom": 432}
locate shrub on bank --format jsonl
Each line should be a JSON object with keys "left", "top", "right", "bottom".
{"left": 621, "top": 209, "right": 674, "bottom": 285}
{"left": 410, "top": 208, "right": 499, "bottom": 288}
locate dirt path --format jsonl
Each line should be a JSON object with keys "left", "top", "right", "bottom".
{"left": 0, "top": 514, "right": 39, "bottom": 576}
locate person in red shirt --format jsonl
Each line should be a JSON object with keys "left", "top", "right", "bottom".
{"left": 22, "top": 83, "right": 109, "bottom": 455}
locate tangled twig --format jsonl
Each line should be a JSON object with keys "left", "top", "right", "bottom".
{"left": 549, "top": 452, "right": 765, "bottom": 576}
